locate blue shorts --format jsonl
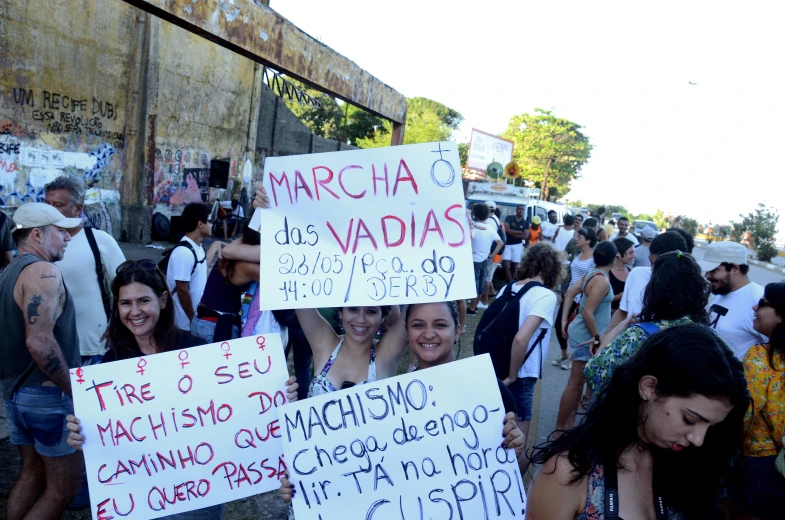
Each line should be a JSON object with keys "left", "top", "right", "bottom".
{"left": 508, "top": 377, "right": 537, "bottom": 421}
{"left": 4, "top": 385, "right": 76, "bottom": 458}
{"left": 569, "top": 339, "right": 591, "bottom": 362}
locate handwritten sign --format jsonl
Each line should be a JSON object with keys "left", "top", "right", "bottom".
{"left": 259, "top": 142, "right": 476, "bottom": 309}
{"left": 282, "top": 355, "right": 527, "bottom": 520}
{"left": 69, "top": 335, "right": 290, "bottom": 520}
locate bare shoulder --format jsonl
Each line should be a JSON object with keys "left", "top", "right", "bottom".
{"left": 527, "top": 452, "right": 587, "bottom": 519}
{"left": 18, "top": 261, "right": 62, "bottom": 289}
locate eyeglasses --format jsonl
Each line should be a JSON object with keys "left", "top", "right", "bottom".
{"left": 758, "top": 297, "right": 771, "bottom": 309}
{"left": 116, "top": 259, "right": 161, "bottom": 275}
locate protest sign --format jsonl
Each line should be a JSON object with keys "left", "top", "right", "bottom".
{"left": 259, "top": 141, "right": 475, "bottom": 309}
{"left": 69, "top": 335, "right": 290, "bottom": 520}
{"left": 282, "top": 355, "right": 527, "bottom": 520}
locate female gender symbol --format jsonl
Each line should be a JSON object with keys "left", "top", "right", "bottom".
{"left": 75, "top": 367, "right": 85, "bottom": 384}
{"left": 221, "top": 342, "right": 232, "bottom": 359}
{"left": 136, "top": 358, "right": 147, "bottom": 376}
{"left": 178, "top": 350, "right": 190, "bottom": 369}
{"left": 430, "top": 142, "right": 456, "bottom": 188}
{"left": 256, "top": 336, "right": 266, "bottom": 350}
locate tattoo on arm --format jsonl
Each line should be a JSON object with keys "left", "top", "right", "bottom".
{"left": 42, "top": 353, "right": 64, "bottom": 376}
{"left": 27, "top": 295, "right": 42, "bottom": 324}
{"left": 40, "top": 274, "right": 56, "bottom": 279}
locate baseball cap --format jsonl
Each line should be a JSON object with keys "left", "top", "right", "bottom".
{"left": 532, "top": 216, "right": 542, "bottom": 225}
{"left": 13, "top": 202, "right": 82, "bottom": 231}
{"left": 485, "top": 201, "right": 496, "bottom": 209}
{"left": 698, "top": 241, "right": 748, "bottom": 272}
{"left": 641, "top": 227, "right": 657, "bottom": 241}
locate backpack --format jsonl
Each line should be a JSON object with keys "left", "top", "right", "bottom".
{"left": 488, "top": 215, "right": 506, "bottom": 256}
{"left": 473, "top": 281, "right": 546, "bottom": 379}
{"left": 158, "top": 240, "right": 200, "bottom": 275}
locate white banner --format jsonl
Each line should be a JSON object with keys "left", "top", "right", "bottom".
{"left": 282, "top": 355, "right": 527, "bottom": 520}
{"left": 467, "top": 129, "right": 514, "bottom": 172}
{"left": 259, "top": 142, "right": 476, "bottom": 309}
{"left": 69, "top": 335, "right": 290, "bottom": 520}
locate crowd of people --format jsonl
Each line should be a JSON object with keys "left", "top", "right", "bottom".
{"left": 1, "top": 183, "right": 784, "bottom": 520}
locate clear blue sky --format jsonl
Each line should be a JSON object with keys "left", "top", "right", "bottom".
{"left": 275, "top": 0, "right": 785, "bottom": 228}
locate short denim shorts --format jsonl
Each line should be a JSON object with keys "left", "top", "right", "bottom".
{"left": 4, "top": 385, "right": 76, "bottom": 458}
{"left": 569, "top": 339, "right": 591, "bottom": 362}
{"left": 508, "top": 377, "right": 538, "bottom": 421}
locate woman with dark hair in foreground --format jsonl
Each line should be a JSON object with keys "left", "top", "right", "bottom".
{"left": 527, "top": 324, "right": 749, "bottom": 519}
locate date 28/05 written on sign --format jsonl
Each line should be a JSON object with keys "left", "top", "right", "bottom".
{"left": 277, "top": 249, "right": 457, "bottom": 303}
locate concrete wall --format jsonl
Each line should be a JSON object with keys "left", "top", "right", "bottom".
{"left": 0, "top": 0, "right": 354, "bottom": 242}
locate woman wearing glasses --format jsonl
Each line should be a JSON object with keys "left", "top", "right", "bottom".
{"left": 726, "top": 282, "right": 785, "bottom": 520}
{"left": 65, "top": 259, "right": 297, "bottom": 519}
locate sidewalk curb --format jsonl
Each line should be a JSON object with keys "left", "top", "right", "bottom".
{"left": 694, "top": 243, "right": 785, "bottom": 273}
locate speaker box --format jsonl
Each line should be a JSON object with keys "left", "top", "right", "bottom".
{"left": 209, "top": 159, "right": 230, "bottom": 189}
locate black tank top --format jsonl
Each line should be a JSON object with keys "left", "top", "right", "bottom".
{"left": 609, "top": 268, "right": 629, "bottom": 311}
{"left": 199, "top": 266, "right": 251, "bottom": 315}
{"left": 0, "top": 254, "right": 80, "bottom": 399}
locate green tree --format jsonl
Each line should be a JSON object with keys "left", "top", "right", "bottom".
{"left": 730, "top": 220, "right": 746, "bottom": 243}
{"left": 680, "top": 217, "right": 698, "bottom": 237}
{"left": 458, "top": 142, "right": 469, "bottom": 166}
{"left": 344, "top": 104, "right": 386, "bottom": 144}
{"left": 741, "top": 204, "right": 779, "bottom": 262}
{"left": 282, "top": 79, "right": 343, "bottom": 140}
{"left": 653, "top": 210, "right": 670, "bottom": 231}
{"left": 501, "top": 109, "right": 592, "bottom": 200}
{"left": 713, "top": 224, "right": 731, "bottom": 240}
{"left": 355, "top": 97, "right": 464, "bottom": 149}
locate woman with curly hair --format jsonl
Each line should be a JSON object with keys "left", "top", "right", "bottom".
{"left": 527, "top": 324, "right": 749, "bottom": 519}
{"left": 497, "top": 243, "right": 565, "bottom": 453}
{"left": 726, "top": 282, "right": 785, "bottom": 519}
{"left": 584, "top": 250, "right": 710, "bottom": 392}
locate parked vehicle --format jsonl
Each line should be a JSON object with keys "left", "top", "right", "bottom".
{"left": 633, "top": 220, "right": 658, "bottom": 239}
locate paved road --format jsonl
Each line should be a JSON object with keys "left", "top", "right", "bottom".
{"left": 533, "top": 245, "right": 785, "bottom": 453}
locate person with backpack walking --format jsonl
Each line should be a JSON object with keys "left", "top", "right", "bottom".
{"left": 585, "top": 251, "right": 710, "bottom": 393}
{"left": 494, "top": 244, "right": 563, "bottom": 470}
{"left": 726, "top": 282, "right": 785, "bottom": 520}
{"left": 164, "top": 203, "right": 210, "bottom": 332}
{"left": 555, "top": 241, "right": 616, "bottom": 432}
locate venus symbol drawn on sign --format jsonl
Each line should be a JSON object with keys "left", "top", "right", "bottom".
{"left": 136, "top": 358, "right": 147, "bottom": 375}
{"left": 221, "top": 341, "right": 232, "bottom": 359}
{"left": 430, "top": 142, "right": 456, "bottom": 188}
{"left": 71, "top": 367, "right": 85, "bottom": 384}
{"left": 256, "top": 336, "right": 266, "bottom": 350}
{"left": 178, "top": 350, "right": 190, "bottom": 369}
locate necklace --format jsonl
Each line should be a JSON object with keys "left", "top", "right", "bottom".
{"left": 612, "top": 260, "right": 628, "bottom": 272}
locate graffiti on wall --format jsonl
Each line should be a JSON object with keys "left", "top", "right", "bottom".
{"left": 153, "top": 145, "right": 211, "bottom": 205}
{"left": 12, "top": 88, "right": 125, "bottom": 150}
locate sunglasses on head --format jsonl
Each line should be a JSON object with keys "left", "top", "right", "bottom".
{"left": 116, "top": 259, "right": 161, "bottom": 275}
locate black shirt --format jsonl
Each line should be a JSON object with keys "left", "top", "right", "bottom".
{"left": 504, "top": 215, "right": 529, "bottom": 246}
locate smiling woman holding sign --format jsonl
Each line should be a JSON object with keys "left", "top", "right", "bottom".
{"left": 65, "top": 259, "right": 297, "bottom": 520}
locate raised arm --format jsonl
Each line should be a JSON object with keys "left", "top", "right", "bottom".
{"left": 295, "top": 308, "right": 341, "bottom": 361}
{"left": 374, "top": 305, "right": 409, "bottom": 378}
{"left": 221, "top": 239, "right": 260, "bottom": 263}
{"left": 20, "top": 262, "right": 73, "bottom": 396}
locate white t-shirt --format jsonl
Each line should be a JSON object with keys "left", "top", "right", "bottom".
{"left": 610, "top": 232, "right": 639, "bottom": 245}
{"left": 540, "top": 221, "right": 558, "bottom": 240}
{"left": 166, "top": 236, "right": 208, "bottom": 330}
{"left": 57, "top": 228, "right": 126, "bottom": 356}
{"left": 619, "top": 266, "right": 652, "bottom": 316}
{"left": 471, "top": 220, "right": 501, "bottom": 262}
{"left": 554, "top": 227, "right": 575, "bottom": 252}
{"left": 708, "top": 282, "right": 768, "bottom": 360}
{"left": 497, "top": 283, "right": 557, "bottom": 379}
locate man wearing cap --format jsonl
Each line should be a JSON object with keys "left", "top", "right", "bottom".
{"left": 0, "top": 203, "right": 84, "bottom": 518}
{"left": 701, "top": 241, "right": 767, "bottom": 360}
{"left": 633, "top": 226, "right": 657, "bottom": 267}
{"left": 528, "top": 216, "right": 542, "bottom": 247}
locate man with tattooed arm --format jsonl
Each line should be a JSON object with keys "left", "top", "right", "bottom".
{"left": 0, "top": 202, "right": 84, "bottom": 520}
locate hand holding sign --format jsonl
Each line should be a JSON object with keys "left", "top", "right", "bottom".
{"left": 281, "top": 355, "right": 527, "bottom": 520}
{"left": 70, "top": 335, "right": 290, "bottom": 520}
{"left": 259, "top": 142, "right": 476, "bottom": 310}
